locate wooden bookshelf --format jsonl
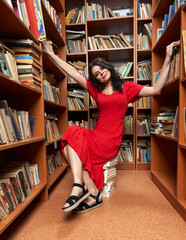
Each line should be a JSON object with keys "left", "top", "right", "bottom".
{"left": 151, "top": 0, "right": 186, "bottom": 221}
{"left": 0, "top": 0, "right": 68, "bottom": 234}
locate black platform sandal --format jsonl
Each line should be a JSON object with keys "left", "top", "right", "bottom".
{"left": 62, "top": 182, "right": 90, "bottom": 213}
{"left": 72, "top": 191, "right": 103, "bottom": 214}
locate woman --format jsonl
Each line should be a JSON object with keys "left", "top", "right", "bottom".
{"left": 42, "top": 41, "right": 176, "bottom": 214}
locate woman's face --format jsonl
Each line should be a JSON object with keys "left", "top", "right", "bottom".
{"left": 92, "top": 65, "right": 111, "bottom": 84}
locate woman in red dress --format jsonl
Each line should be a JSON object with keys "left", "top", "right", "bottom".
{"left": 43, "top": 41, "right": 176, "bottom": 213}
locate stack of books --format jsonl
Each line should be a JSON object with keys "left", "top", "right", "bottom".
{"left": 2, "top": 39, "right": 42, "bottom": 91}
{"left": 101, "top": 155, "right": 119, "bottom": 197}
{"left": 151, "top": 106, "right": 178, "bottom": 136}
{"left": 45, "top": 113, "right": 60, "bottom": 141}
{"left": 46, "top": 150, "right": 64, "bottom": 177}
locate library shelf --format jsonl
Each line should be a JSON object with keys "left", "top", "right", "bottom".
{"left": 0, "top": 74, "right": 42, "bottom": 95}
{"left": 151, "top": 1, "right": 186, "bottom": 220}
{"left": 0, "top": 181, "right": 47, "bottom": 235}
{"left": 0, "top": 0, "right": 38, "bottom": 43}
{"left": 0, "top": 137, "right": 46, "bottom": 151}
{"left": 47, "top": 164, "right": 68, "bottom": 189}
{"left": 46, "top": 136, "right": 63, "bottom": 146}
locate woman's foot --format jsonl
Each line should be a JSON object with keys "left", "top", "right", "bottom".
{"left": 62, "top": 182, "right": 90, "bottom": 213}
{"left": 72, "top": 191, "right": 103, "bottom": 214}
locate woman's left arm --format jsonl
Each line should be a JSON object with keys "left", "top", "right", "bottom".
{"left": 137, "top": 41, "right": 177, "bottom": 97}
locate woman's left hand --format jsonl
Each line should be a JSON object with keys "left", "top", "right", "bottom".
{"left": 166, "top": 41, "right": 178, "bottom": 59}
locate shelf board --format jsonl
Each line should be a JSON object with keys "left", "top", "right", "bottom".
{"left": 162, "top": 77, "right": 179, "bottom": 94}
{"left": 137, "top": 107, "right": 151, "bottom": 110}
{"left": 151, "top": 133, "right": 178, "bottom": 142}
{"left": 41, "top": 1, "right": 65, "bottom": 46}
{"left": 137, "top": 18, "right": 152, "bottom": 21}
{"left": 44, "top": 99, "right": 66, "bottom": 109}
{"left": 68, "top": 109, "right": 88, "bottom": 112}
{"left": 0, "top": 74, "right": 42, "bottom": 95}
{"left": 153, "top": 0, "right": 175, "bottom": 17}
{"left": 48, "top": 0, "right": 64, "bottom": 12}
{"left": 47, "top": 164, "right": 68, "bottom": 189}
{"left": 0, "top": 137, "right": 46, "bottom": 151}
{"left": 42, "top": 52, "right": 66, "bottom": 78}
{"left": 153, "top": 7, "right": 181, "bottom": 52}
{"left": 46, "top": 136, "right": 63, "bottom": 146}
{"left": 151, "top": 170, "right": 176, "bottom": 197}
{"left": 66, "top": 52, "right": 86, "bottom": 57}
{"left": 137, "top": 135, "right": 151, "bottom": 137}
{"left": 87, "top": 15, "right": 134, "bottom": 24}
{"left": 88, "top": 48, "right": 134, "bottom": 61}
{"left": 0, "top": 0, "right": 38, "bottom": 43}
{"left": 116, "top": 162, "right": 134, "bottom": 170}
{"left": 179, "top": 143, "right": 186, "bottom": 150}
{"left": 0, "top": 181, "right": 46, "bottom": 235}
{"left": 136, "top": 162, "right": 151, "bottom": 170}
{"left": 181, "top": 76, "right": 186, "bottom": 84}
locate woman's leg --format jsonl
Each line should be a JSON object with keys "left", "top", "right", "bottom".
{"left": 82, "top": 170, "right": 102, "bottom": 205}
{"left": 63, "top": 143, "right": 84, "bottom": 208}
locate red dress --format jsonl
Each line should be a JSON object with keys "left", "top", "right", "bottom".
{"left": 61, "top": 80, "right": 144, "bottom": 190}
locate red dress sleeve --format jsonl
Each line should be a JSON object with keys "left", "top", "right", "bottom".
{"left": 86, "top": 79, "right": 98, "bottom": 100}
{"left": 123, "top": 81, "right": 144, "bottom": 103}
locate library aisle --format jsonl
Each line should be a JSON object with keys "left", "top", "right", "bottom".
{"left": 1, "top": 170, "right": 185, "bottom": 240}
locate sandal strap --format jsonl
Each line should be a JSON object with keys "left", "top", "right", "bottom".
{"left": 90, "top": 191, "right": 100, "bottom": 201}
{"left": 65, "top": 195, "right": 79, "bottom": 206}
{"left": 73, "top": 182, "right": 87, "bottom": 194}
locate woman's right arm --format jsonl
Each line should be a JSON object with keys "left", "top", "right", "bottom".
{"left": 43, "top": 44, "right": 88, "bottom": 90}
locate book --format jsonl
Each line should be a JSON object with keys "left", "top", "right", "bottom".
{"left": 25, "top": 0, "right": 40, "bottom": 39}
{"left": 183, "top": 31, "right": 186, "bottom": 76}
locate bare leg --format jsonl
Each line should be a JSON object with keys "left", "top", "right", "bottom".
{"left": 63, "top": 143, "right": 83, "bottom": 208}
{"left": 82, "top": 170, "right": 102, "bottom": 205}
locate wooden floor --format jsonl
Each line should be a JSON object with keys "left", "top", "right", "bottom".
{"left": 1, "top": 170, "right": 186, "bottom": 240}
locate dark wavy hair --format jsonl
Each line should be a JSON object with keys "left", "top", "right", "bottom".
{"left": 88, "top": 58, "right": 125, "bottom": 92}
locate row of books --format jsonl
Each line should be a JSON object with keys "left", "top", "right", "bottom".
{"left": 123, "top": 115, "right": 133, "bottom": 134}
{"left": 137, "top": 59, "right": 152, "bottom": 79}
{"left": 0, "top": 161, "right": 40, "bottom": 220}
{"left": 137, "top": 2, "right": 152, "bottom": 18}
{"left": 89, "top": 96, "right": 97, "bottom": 108}
{"left": 88, "top": 32, "right": 132, "bottom": 50}
{"left": 114, "top": 62, "right": 133, "bottom": 78}
{"left": 153, "top": 40, "right": 180, "bottom": 86}
{"left": 43, "top": 72, "right": 61, "bottom": 104}
{"left": 68, "top": 120, "right": 88, "bottom": 129}
{"left": 151, "top": 106, "right": 179, "bottom": 137}
{"left": 67, "top": 89, "right": 88, "bottom": 110}
{"left": 137, "top": 139, "right": 151, "bottom": 163}
{"left": 42, "top": 0, "right": 62, "bottom": 35}
{"left": 101, "top": 155, "right": 119, "bottom": 197}
{"left": 137, "top": 147, "right": 151, "bottom": 163}
{"left": 118, "top": 141, "right": 133, "bottom": 163}
{"left": 137, "top": 97, "right": 151, "bottom": 108}
{"left": 66, "top": 39, "right": 86, "bottom": 54}
{"left": 87, "top": 3, "right": 131, "bottom": 19}
{"left": 67, "top": 60, "right": 87, "bottom": 83}
{"left": 0, "top": 100, "right": 34, "bottom": 145}
{"left": 65, "top": 7, "right": 85, "bottom": 24}
{"left": 0, "top": 39, "right": 42, "bottom": 90}
{"left": 46, "top": 150, "right": 64, "bottom": 177}
{"left": 137, "top": 113, "right": 151, "bottom": 135}
{"left": 156, "top": 0, "right": 186, "bottom": 42}
{"left": 137, "top": 33, "right": 151, "bottom": 50}
{"left": 7, "top": 0, "right": 46, "bottom": 40}
{"left": 166, "top": 41, "right": 180, "bottom": 84}
{"left": 45, "top": 114, "right": 60, "bottom": 141}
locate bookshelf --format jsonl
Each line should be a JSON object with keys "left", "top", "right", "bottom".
{"left": 136, "top": 0, "right": 152, "bottom": 169}
{"left": 151, "top": 0, "right": 186, "bottom": 220}
{"left": 0, "top": 0, "right": 68, "bottom": 234}
{"left": 65, "top": 0, "right": 153, "bottom": 170}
